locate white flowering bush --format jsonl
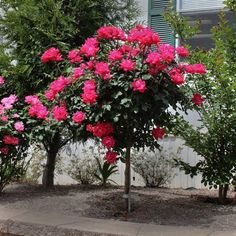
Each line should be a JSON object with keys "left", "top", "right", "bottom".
{"left": 132, "top": 148, "right": 175, "bottom": 187}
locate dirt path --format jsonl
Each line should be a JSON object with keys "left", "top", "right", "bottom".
{"left": 0, "top": 184, "right": 236, "bottom": 231}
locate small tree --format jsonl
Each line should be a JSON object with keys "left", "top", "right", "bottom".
{"left": 36, "top": 25, "right": 206, "bottom": 211}
{"left": 165, "top": 3, "right": 236, "bottom": 203}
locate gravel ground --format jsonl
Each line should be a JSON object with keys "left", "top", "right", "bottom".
{"left": 0, "top": 183, "right": 236, "bottom": 231}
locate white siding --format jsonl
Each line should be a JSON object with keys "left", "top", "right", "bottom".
{"left": 136, "top": 0, "right": 148, "bottom": 24}
{"left": 179, "top": 0, "right": 225, "bottom": 12}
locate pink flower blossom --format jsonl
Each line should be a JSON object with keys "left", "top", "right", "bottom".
{"left": 128, "top": 26, "right": 160, "bottom": 46}
{"left": 0, "top": 146, "right": 9, "bottom": 155}
{"left": 95, "top": 62, "right": 111, "bottom": 80}
{"left": 120, "top": 59, "right": 136, "bottom": 72}
{"left": 1, "top": 95, "right": 18, "bottom": 110}
{"left": 52, "top": 106, "right": 68, "bottom": 121}
{"left": 83, "top": 80, "right": 96, "bottom": 92}
{"left": 72, "top": 111, "right": 86, "bottom": 124}
{"left": 14, "top": 121, "right": 24, "bottom": 132}
{"left": 131, "top": 79, "right": 146, "bottom": 93}
{"left": 169, "top": 68, "right": 185, "bottom": 85}
{"left": 97, "top": 26, "right": 125, "bottom": 40}
{"left": 80, "top": 37, "right": 99, "bottom": 58}
{"left": 159, "top": 44, "right": 175, "bottom": 63}
{"left": 44, "top": 90, "right": 56, "bottom": 101}
{"left": 146, "top": 52, "right": 161, "bottom": 65}
{"left": 28, "top": 103, "right": 49, "bottom": 120}
{"left": 192, "top": 93, "right": 204, "bottom": 106}
{"left": 3, "top": 135, "right": 19, "bottom": 145}
{"left": 105, "top": 151, "right": 117, "bottom": 164}
{"left": 152, "top": 127, "right": 165, "bottom": 140}
{"left": 102, "top": 136, "right": 116, "bottom": 149}
{"left": 185, "top": 64, "right": 207, "bottom": 74}
{"left": 108, "top": 50, "right": 123, "bottom": 61}
{"left": 1, "top": 116, "right": 8, "bottom": 122}
{"left": 176, "top": 46, "right": 189, "bottom": 57}
{"left": 0, "top": 76, "right": 5, "bottom": 86}
{"left": 49, "top": 76, "right": 69, "bottom": 94}
{"left": 81, "top": 91, "right": 97, "bottom": 104}
{"left": 41, "top": 47, "right": 63, "bottom": 63}
{"left": 73, "top": 67, "right": 84, "bottom": 79}
{"left": 68, "top": 49, "right": 81, "bottom": 63}
{"left": 25, "top": 95, "right": 40, "bottom": 105}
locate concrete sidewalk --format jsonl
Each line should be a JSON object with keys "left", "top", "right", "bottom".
{"left": 0, "top": 207, "right": 235, "bottom": 236}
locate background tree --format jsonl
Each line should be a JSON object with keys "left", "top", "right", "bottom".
{"left": 165, "top": 2, "right": 236, "bottom": 203}
{"left": 0, "top": 0, "right": 139, "bottom": 188}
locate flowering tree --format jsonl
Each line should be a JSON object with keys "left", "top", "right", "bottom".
{"left": 25, "top": 25, "right": 206, "bottom": 211}
{"left": 0, "top": 78, "right": 29, "bottom": 192}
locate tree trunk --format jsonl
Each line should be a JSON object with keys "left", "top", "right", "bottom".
{"left": 218, "top": 184, "right": 229, "bottom": 204}
{"left": 42, "top": 149, "right": 57, "bottom": 188}
{"left": 124, "top": 145, "right": 131, "bottom": 213}
{"left": 42, "top": 132, "right": 61, "bottom": 188}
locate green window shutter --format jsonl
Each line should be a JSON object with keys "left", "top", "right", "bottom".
{"left": 148, "top": 0, "right": 175, "bottom": 45}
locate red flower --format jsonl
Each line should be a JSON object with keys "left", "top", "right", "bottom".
{"left": 131, "top": 79, "right": 146, "bottom": 93}
{"left": 169, "top": 68, "right": 185, "bottom": 85}
{"left": 28, "top": 103, "right": 49, "bottom": 120}
{"left": 3, "top": 135, "right": 19, "bottom": 145}
{"left": 72, "top": 111, "right": 86, "bottom": 124}
{"left": 152, "top": 127, "right": 165, "bottom": 140}
{"left": 52, "top": 106, "right": 68, "bottom": 121}
{"left": 92, "top": 122, "right": 114, "bottom": 137}
{"left": 105, "top": 151, "right": 118, "bottom": 164}
{"left": 41, "top": 47, "right": 63, "bottom": 63}
{"left": 81, "top": 90, "right": 97, "bottom": 104}
{"left": 0, "top": 146, "right": 9, "bottom": 155}
{"left": 102, "top": 136, "right": 116, "bottom": 149}
{"left": 108, "top": 50, "right": 123, "bottom": 61}
{"left": 192, "top": 93, "right": 204, "bottom": 106}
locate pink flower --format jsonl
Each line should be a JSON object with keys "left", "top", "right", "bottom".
{"left": 68, "top": 49, "right": 81, "bottom": 63}
{"left": 105, "top": 151, "right": 118, "bottom": 164}
{"left": 152, "top": 127, "right": 165, "bottom": 140}
{"left": 146, "top": 52, "right": 161, "bottom": 65}
{"left": 28, "top": 103, "right": 49, "bottom": 119}
{"left": 128, "top": 26, "right": 160, "bottom": 46}
{"left": 1, "top": 95, "right": 18, "bottom": 110}
{"left": 92, "top": 122, "right": 114, "bottom": 138}
{"left": 95, "top": 62, "right": 110, "bottom": 80}
{"left": 1, "top": 116, "right": 8, "bottom": 122}
{"left": 0, "top": 146, "right": 9, "bottom": 155}
{"left": 14, "top": 121, "right": 24, "bottom": 132}
{"left": 72, "top": 111, "right": 86, "bottom": 124}
{"left": 86, "top": 124, "right": 94, "bottom": 132}
{"left": 52, "top": 106, "right": 68, "bottom": 121}
{"left": 25, "top": 95, "right": 40, "bottom": 105}
{"left": 131, "top": 79, "right": 146, "bottom": 93}
{"left": 12, "top": 113, "right": 20, "bottom": 118}
{"left": 169, "top": 68, "right": 185, "bottom": 85}
{"left": 73, "top": 67, "right": 84, "bottom": 79}
{"left": 102, "top": 136, "right": 116, "bottom": 149}
{"left": 83, "top": 80, "right": 96, "bottom": 92}
{"left": 176, "top": 46, "right": 189, "bottom": 57}
{"left": 81, "top": 91, "right": 97, "bottom": 104}
{"left": 49, "top": 76, "right": 69, "bottom": 94}
{"left": 3, "top": 135, "right": 19, "bottom": 145}
{"left": 41, "top": 47, "right": 63, "bottom": 63}
{"left": 0, "top": 76, "right": 5, "bottom": 86}
{"left": 192, "top": 93, "right": 204, "bottom": 106}
{"left": 80, "top": 37, "right": 99, "bottom": 58}
{"left": 185, "top": 64, "right": 207, "bottom": 74}
{"left": 44, "top": 90, "right": 56, "bottom": 101}
{"left": 120, "top": 59, "right": 136, "bottom": 72}
{"left": 97, "top": 26, "right": 125, "bottom": 40}
{"left": 108, "top": 50, "right": 123, "bottom": 61}
{"left": 159, "top": 44, "right": 175, "bottom": 63}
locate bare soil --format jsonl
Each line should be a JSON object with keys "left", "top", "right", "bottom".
{"left": 0, "top": 183, "right": 236, "bottom": 231}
